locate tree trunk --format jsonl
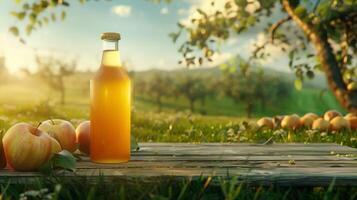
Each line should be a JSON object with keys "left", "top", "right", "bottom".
{"left": 189, "top": 100, "right": 195, "bottom": 112}
{"left": 59, "top": 78, "right": 65, "bottom": 105}
{"left": 200, "top": 97, "right": 205, "bottom": 106}
{"left": 282, "top": 0, "right": 357, "bottom": 114}
{"left": 246, "top": 102, "right": 253, "bottom": 118}
{"left": 156, "top": 95, "right": 162, "bottom": 112}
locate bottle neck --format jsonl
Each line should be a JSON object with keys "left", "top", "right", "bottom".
{"left": 101, "top": 40, "right": 121, "bottom": 67}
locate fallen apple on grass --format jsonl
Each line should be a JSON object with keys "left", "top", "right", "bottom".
{"left": 303, "top": 113, "right": 319, "bottom": 120}
{"left": 312, "top": 118, "right": 330, "bottom": 131}
{"left": 345, "top": 115, "right": 357, "bottom": 130}
{"left": 76, "top": 121, "right": 90, "bottom": 155}
{"left": 281, "top": 114, "right": 300, "bottom": 129}
{"left": 2, "top": 123, "right": 61, "bottom": 171}
{"left": 256, "top": 117, "right": 274, "bottom": 129}
{"left": 300, "top": 115, "right": 315, "bottom": 128}
{"left": 39, "top": 119, "right": 77, "bottom": 153}
{"left": 345, "top": 113, "right": 356, "bottom": 118}
{"left": 324, "top": 110, "right": 342, "bottom": 122}
{"left": 330, "top": 116, "right": 350, "bottom": 131}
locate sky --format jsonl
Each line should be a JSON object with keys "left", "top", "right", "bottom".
{"left": 0, "top": 0, "right": 291, "bottom": 73}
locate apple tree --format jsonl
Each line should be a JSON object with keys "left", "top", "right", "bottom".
{"left": 168, "top": 0, "right": 357, "bottom": 113}
{"left": 175, "top": 76, "right": 208, "bottom": 112}
{"left": 35, "top": 56, "right": 76, "bottom": 105}
{"left": 146, "top": 73, "right": 173, "bottom": 112}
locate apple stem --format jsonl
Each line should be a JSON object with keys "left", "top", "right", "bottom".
{"left": 35, "top": 122, "right": 42, "bottom": 135}
{"left": 50, "top": 118, "right": 55, "bottom": 125}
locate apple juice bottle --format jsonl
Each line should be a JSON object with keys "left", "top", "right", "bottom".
{"left": 90, "top": 32, "right": 131, "bottom": 163}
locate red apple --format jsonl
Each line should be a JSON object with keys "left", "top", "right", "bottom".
{"left": 76, "top": 121, "right": 90, "bottom": 155}
{"left": 256, "top": 117, "right": 274, "bottom": 129}
{"left": 300, "top": 115, "right": 315, "bottom": 128}
{"left": 272, "top": 115, "right": 285, "bottom": 128}
{"left": 2, "top": 123, "right": 60, "bottom": 171}
{"left": 39, "top": 119, "right": 77, "bottom": 152}
{"left": 330, "top": 116, "right": 350, "bottom": 131}
{"left": 303, "top": 113, "right": 319, "bottom": 120}
{"left": 0, "top": 130, "right": 6, "bottom": 169}
{"left": 281, "top": 114, "right": 300, "bottom": 129}
{"left": 324, "top": 110, "right": 342, "bottom": 122}
{"left": 312, "top": 118, "right": 329, "bottom": 131}
{"left": 345, "top": 113, "right": 356, "bottom": 119}
{"left": 345, "top": 116, "right": 357, "bottom": 130}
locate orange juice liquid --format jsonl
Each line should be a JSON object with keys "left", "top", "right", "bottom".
{"left": 90, "top": 50, "right": 131, "bottom": 163}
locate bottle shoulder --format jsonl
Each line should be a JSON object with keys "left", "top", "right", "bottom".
{"left": 92, "top": 66, "right": 131, "bottom": 82}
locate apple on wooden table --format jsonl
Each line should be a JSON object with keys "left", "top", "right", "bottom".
{"left": 0, "top": 130, "right": 7, "bottom": 169}
{"left": 76, "top": 121, "right": 90, "bottom": 155}
{"left": 2, "top": 123, "right": 61, "bottom": 171}
{"left": 39, "top": 119, "right": 77, "bottom": 153}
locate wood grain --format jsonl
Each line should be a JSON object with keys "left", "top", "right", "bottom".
{"left": 1, "top": 143, "right": 357, "bottom": 186}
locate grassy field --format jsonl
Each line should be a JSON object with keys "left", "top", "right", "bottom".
{"left": 0, "top": 75, "right": 355, "bottom": 199}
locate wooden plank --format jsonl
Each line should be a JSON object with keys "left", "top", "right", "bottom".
{"left": 76, "top": 155, "right": 357, "bottom": 162}
{"left": 2, "top": 167, "right": 357, "bottom": 186}
{"left": 75, "top": 160, "right": 357, "bottom": 169}
{"left": 135, "top": 143, "right": 357, "bottom": 156}
{"left": 1, "top": 143, "right": 357, "bottom": 186}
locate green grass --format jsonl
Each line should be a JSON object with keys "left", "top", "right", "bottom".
{"left": 1, "top": 175, "right": 357, "bottom": 199}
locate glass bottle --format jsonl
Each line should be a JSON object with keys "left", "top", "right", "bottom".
{"left": 90, "top": 32, "right": 131, "bottom": 163}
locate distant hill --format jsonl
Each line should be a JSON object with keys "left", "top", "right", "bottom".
{"left": 133, "top": 64, "right": 328, "bottom": 89}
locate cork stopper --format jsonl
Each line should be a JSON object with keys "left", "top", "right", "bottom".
{"left": 101, "top": 32, "right": 121, "bottom": 41}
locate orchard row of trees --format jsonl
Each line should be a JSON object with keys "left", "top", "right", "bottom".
{"left": 5, "top": 54, "right": 290, "bottom": 117}
{"left": 134, "top": 68, "right": 291, "bottom": 117}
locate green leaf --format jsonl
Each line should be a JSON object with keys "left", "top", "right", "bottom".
{"left": 131, "top": 135, "right": 139, "bottom": 151}
{"left": 23, "top": 3, "right": 30, "bottom": 10}
{"left": 29, "top": 13, "right": 37, "bottom": 24}
{"left": 54, "top": 150, "right": 76, "bottom": 170}
{"left": 294, "top": 6, "right": 307, "bottom": 18}
{"left": 246, "top": 16, "right": 256, "bottom": 25}
{"left": 51, "top": 13, "right": 56, "bottom": 22}
{"left": 235, "top": 0, "right": 247, "bottom": 7}
{"left": 17, "top": 12, "right": 26, "bottom": 20}
{"left": 294, "top": 79, "right": 302, "bottom": 90}
{"left": 39, "top": 150, "right": 76, "bottom": 175}
{"left": 61, "top": 11, "right": 66, "bottom": 21}
{"left": 196, "top": 9, "right": 207, "bottom": 17}
{"left": 25, "top": 24, "right": 33, "bottom": 35}
{"left": 9, "top": 26, "right": 19, "bottom": 36}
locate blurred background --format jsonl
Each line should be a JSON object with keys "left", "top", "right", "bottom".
{"left": 0, "top": 0, "right": 349, "bottom": 127}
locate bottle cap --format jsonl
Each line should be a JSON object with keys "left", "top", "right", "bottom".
{"left": 101, "top": 32, "right": 121, "bottom": 41}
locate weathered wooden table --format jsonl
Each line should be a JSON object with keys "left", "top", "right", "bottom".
{"left": 1, "top": 143, "right": 357, "bottom": 186}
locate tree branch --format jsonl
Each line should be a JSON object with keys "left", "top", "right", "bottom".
{"left": 282, "top": 0, "right": 357, "bottom": 112}
{"left": 269, "top": 16, "right": 291, "bottom": 44}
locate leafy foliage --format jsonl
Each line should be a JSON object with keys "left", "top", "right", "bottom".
{"left": 39, "top": 150, "right": 77, "bottom": 175}
{"left": 137, "top": 73, "right": 174, "bottom": 112}
{"left": 175, "top": 75, "right": 209, "bottom": 112}
{"left": 170, "top": 0, "right": 357, "bottom": 85}
{"left": 220, "top": 60, "right": 291, "bottom": 117}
